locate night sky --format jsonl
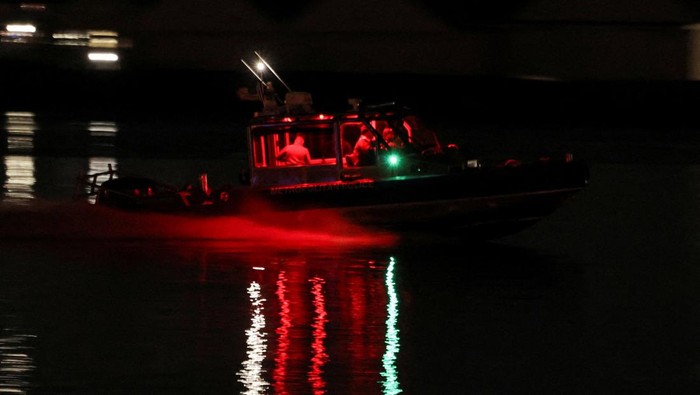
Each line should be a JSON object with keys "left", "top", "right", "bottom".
{"left": 5, "top": 0, "right": 700, "bottom": 29}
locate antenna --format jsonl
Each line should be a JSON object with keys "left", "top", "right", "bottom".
{"left": 240, "top": 59, "right": 265, "bottom": 83}
{"left": 254, "top": 51, "right": 292, "bottom": 92}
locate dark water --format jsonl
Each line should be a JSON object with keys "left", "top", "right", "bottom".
{"left": 2, "top": 89, "right": 700, "bottom": 394}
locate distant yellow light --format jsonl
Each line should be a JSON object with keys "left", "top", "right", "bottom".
{"left": 88, "top": 52, "right": 119, "bottom": 62}
{"left": 88, "top": 37, "right": 118, "bottom": 48}
{"left": 88, "top": 30, "right": 118, "bottom": 38}
{"left": 6, "top": 24, "right": 36, "bottom": 33}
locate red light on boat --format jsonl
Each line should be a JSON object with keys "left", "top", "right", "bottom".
{"left": 281, "top": 117, "right": 294, "bottom": 122}
{"left": 565, "top": 152, "right": 573, "bottom": 162}
{"left": 315, "top": 114, "right": 329, "bottom": 120}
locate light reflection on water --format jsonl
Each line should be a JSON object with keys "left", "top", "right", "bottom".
{"left": 3, "top": 155, "right": 35, "bottom": 204}
{"left": 308, "top": 276, "right": 329, "bottom": 394}
{"left": 0, "top": 330, "right": 35, "bottom": 394}
{"left": 0, "top": 241, "right": 405, "bottom": 393}
{"left": 381, "top": 257, "right": 401, "bottom": 395}
{"left": 273, "top": 271, "right": 292, "bottom": 394}
{"left": 1, "top": 112, "right": 120, "bottom": 203}
{"left": 4, "top": 111, "right": 36, "bottom": 154}
{"left": 0, "top": 113, "right": 247, "bottom": 204}
{"left": 230, "top": 254, "right": 401, "bottom": 394}
{"left": 3, "top": 112, "right": 37, "bottom": 204}
{"left": 238, "top": 281, "right": 269, "bottom": 394}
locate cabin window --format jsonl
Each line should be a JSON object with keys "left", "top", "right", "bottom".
{"left": 340, "top": 123, "right": 361, "bottom": 156}
{"left": 401, "top": 115, "right": 441, "bottom": 153}
{"left": 250, "top": 123, "right": 337, "bottom": 168}
{"left": 341, "top": 121, "right": 381, "bottom": 167}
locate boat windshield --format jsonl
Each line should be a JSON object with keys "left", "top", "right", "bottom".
{"left": 400, "top": 115, "right": 442, "bottom": 153}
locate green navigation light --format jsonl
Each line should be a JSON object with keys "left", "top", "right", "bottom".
{"left": 387, "top": 154, "right": 400, "bottom": 167}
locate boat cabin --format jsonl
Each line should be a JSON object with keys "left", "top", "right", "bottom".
{"left": 245, "top": 103, "right": 445, "bottom": 188}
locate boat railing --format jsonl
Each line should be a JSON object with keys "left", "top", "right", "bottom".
{"left": 72, "top": 163, "right": 118, "bottom": 200}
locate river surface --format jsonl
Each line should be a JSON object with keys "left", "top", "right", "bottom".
{"left": 1, "top": 101, "right": 700, "bottom": 394}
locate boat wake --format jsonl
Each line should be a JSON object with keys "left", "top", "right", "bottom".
{"left": 0, "top": 200, "right": 398, "bottom": 249}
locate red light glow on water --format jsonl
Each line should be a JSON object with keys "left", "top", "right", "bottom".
{"left": 308, "top": 277, "right": 329, "bottom": 394}
{"left": 273, "top": 271, "right": 291, "bottom": 395}
{"left": 0, "top": 201, "right": 397, "bottom": 249}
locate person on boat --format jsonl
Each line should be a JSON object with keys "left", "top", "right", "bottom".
{"left": 382, "top": 127, "right": 402, "bottom": 149}
{"left": 276, "top": 134, "right": 312, "bottom": 165}
{"left": 348, "top": 125, "right": 377, "bottom": 166}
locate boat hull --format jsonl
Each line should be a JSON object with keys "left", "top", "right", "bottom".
{"left": 94, "top": 159, "right": 587, "bottom": 239}
{"left": 239, "top": 168, "right": 586, "bottom": 238}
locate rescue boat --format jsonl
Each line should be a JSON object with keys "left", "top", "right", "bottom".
{"left": 77, "top": 54, "right": 589, "bottom": 239}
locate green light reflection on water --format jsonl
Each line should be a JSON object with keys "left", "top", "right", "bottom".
{"left": 380, "top": 256, "right": 402, "bottom": 394}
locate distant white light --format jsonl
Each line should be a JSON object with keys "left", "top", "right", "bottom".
{"left": 6, "top": 24, "right": 36, "bottom": 33}
{"left": 4, "top": 111, "right": 36, "bottom": 118}
{"left": 88, "top": 30, "right": 119, "bottom": 48}
{"left": 88, "top": 52, "right": 119, "bottom": 62}
{"left": 53, "top": 31, "right": 89, "bottom": 40}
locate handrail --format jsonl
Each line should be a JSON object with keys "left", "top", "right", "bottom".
{"left": 72, "top": 164, "right": 118, "bottom": 200}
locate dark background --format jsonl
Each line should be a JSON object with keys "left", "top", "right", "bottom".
{"left": 3, "top": 1, "right": 700, "bottom": 149}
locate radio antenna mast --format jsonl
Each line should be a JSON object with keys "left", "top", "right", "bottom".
{"left": 240, "top": 59, "right": 265, "bottom": 83}
{"left": 255, "top": 51, "right": 292, "bottom": 92}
